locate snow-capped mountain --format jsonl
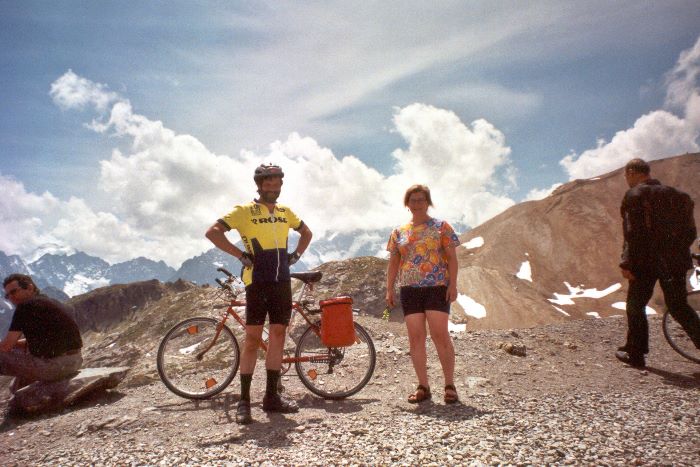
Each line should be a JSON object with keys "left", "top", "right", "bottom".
{"left": 0, "top": 297, "right": 13, "bottom": 338}
{"left": 0, "top": 251, "right": 31, "bottom": 279}
{"left": 0, "top": 226, "right": 449, "bottom": 297}
{"left": 168, "top": 229, "right": 392, "bottom": 286}
{"left": 168, "top": 248, "right": 243, "bottom": 285}
{"left": 26, "top": 243, "right": 76, "bottom": 263}
{"left": 0, "top": 251, "right": 179, "bottom": 298}
{"left": 302, "top": 229, "right": 392, "bottom": 265}
{"left": 29, "top": 252, "right": 110, "bottom": 297}
{"left": 106, "top": 257, "right": 176, "bottom": 285}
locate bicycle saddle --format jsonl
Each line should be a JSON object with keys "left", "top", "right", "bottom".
{"left": 290, "top": 272, "right": 323, "bottom": 283}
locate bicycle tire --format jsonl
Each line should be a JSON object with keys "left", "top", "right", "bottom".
{"left": 662, "top": 307, "right": 700, "bottom": 364}
{"left": 157, "top": 317, "right": 240, "bottom": 399}
{"left": 295, "top": 322, "right": 376, "bottom": 399}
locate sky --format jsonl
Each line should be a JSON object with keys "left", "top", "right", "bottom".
{"left": 2, "top": 1, "right": 700, "bottom": 267}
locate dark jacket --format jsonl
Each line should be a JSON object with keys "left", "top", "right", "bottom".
{"left": 620, "top": 179, "right": 696, "bottom": 277}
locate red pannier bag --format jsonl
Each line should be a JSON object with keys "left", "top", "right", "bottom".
{"left": 319, "top": 296, "right": 356, "bottom": 347}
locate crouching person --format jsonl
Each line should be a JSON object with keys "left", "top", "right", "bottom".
{"left": 0, "top": 274, "right": 83, "bottom": 393}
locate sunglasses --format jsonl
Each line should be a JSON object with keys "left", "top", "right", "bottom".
{"left": 4, "top": 288, "right": 21, "bottom": 300}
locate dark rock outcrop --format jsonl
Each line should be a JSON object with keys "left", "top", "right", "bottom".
{"left": 68, "top": 280, "right": 168, "bottom": 332}
{"left": 301, "top": 256, "right": 389, "bottom": 318}
{"left": 9, "top": 367, "right": 129, "bottom": 415}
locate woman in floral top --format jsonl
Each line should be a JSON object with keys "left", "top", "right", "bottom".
{"left": 386, "top": 184, "right": 460, "bottom": 404}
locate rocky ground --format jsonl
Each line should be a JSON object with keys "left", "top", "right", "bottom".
{"left": 1, "top": 314, "right": 699, "bottom": 466}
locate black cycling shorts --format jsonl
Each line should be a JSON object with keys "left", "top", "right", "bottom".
{"left": 400, "top": 285, "right": 450, "bottom": 316}
{"left": 245, "top": 281, "right": 293, "bottom": 326}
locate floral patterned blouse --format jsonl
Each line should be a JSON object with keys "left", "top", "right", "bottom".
{"left": 386, "top": 218, "right": 460, "bottom": 287}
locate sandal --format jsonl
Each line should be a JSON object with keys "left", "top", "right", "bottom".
{"left": 407, "top": 385, "right": 431, "bottom": 404}
{"left": 444, "top": 384, "right": 459, "bottom": 404}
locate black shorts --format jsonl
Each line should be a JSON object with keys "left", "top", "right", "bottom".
{"left": 400, "top": 286, "right": 450, "bottom": 316}
{"left": 245, "top": 281, "right": 293, "bottom": 326}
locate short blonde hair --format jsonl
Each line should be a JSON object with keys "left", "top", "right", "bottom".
{"left": 403, "top": 184, "right": 433, "bottom": 207}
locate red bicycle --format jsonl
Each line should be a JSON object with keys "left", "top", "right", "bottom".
{"left": 157, "top": 268, "right": 376, "bottom": 399}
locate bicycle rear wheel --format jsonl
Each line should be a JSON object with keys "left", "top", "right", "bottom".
{"left": 662, "top": 305, "right": 700, "bottom": 364}
{"left": 157, "top": 317, "right": 240, "bottom": 399}
{"left": 295, "top": 322, "right": 376, "bottom": 399}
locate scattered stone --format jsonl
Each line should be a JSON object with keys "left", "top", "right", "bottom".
{"left": 497, "top": 341, "right": 527, "bottom": 357}
{"left": 465, "top": 377, "right": 491, "bottom": 389}
{"left": 2, "top": 315, "right": 698, "bottom": 466}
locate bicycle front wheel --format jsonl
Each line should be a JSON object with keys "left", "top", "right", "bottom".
{"left": 157, "top": 317, "right": 240, "bottom": 399}
{"left": 295, "top": 322, "right": 376, "bottom": 399}
{"left": 662, "top": 307, "right": 700, "bottom": 364}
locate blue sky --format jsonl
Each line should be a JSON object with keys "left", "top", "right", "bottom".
{"left": 2, "top": 1, "right": 700, "bottom": 266}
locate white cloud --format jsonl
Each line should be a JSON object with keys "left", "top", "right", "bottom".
{"left": 0, "top": 174, "right": 61, "bottom": 257}
{"left": 0, "top": 173, "right": 192, "bottom": 265}
{"left": 190, "top": 2, "right": 564, "bottom": 151}
{"left": 665, "top": 36, "right": 700, "bottom": 111}
{"left": 388, "top": 103, "right": 515, "bottom": 226}
{"left": 4, "top": 71, "right": 519, "bottom": 267}
{"left": 49, "top": 69, "right": 119, "bottom": 112}
{"left": 523, "top": 183, "right": 562, "bottom": 201}
{"left": 435, "top": 82, "right": 544, "bottom": 121}
{"left": 560, "top": 111, "right": 699, "bottom": 179}
{"left": 560, "top": 37, "right": 700, "bottom": 180}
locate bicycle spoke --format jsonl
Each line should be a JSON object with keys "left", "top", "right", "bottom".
{"left": 295, "top": 322, "right": 376, "bottom": 399}
{"left": 157, "top": 317, "right": 240, "bottom": 399}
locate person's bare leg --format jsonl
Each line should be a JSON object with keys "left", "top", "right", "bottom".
{"left": 426, "top": 310, "right": 457, "bottom": 401}
{"left": 239, "top": 325, "right": 264, "bottom": 374}
{"left": 265, "top": 324, "right": 287, "bottom": 371}
{"left": 405, "top": 313, "right": 429, "bottom": 388}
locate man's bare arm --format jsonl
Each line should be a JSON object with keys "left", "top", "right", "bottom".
{"left": 294, "top": 224, "right": 313, "bottom": 256}
{"left": 205, "top": 222, "right": 245, "bottom": 259}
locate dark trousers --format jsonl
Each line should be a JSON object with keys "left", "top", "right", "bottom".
{"left": 625, "top": 271, "right": 700, "bottom": 356}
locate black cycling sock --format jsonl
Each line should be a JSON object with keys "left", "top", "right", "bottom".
{"left": 265, "top": 369, "right": 280, "bottom": 396}
{"left": 240, "top": 373, "right": 253, "bottom": 401}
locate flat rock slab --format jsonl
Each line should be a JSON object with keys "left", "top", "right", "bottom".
{"left": 9, "top": 367, "right": 129, "bottom": 415}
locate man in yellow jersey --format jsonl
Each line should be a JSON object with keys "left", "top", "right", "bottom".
{"left": 206, "top": 164, "right": 312, "bottom": 424}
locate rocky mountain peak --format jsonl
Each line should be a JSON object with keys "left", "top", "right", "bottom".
{"left": 455, "top": 152, "right": 700, "bottom": 329}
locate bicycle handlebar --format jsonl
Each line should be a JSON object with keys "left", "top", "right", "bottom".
{"left": 217, "top": 267, "right": 233, "bottom": 278}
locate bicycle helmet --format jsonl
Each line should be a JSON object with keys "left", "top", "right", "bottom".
{"left": 253, "top": 164, "right": 284, "bottom": 185}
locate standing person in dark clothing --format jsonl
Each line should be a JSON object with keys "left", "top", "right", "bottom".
{"left": 1, "top": 274, "right": 83, "bottom": 392}
{"left": 616, "top": 158, "right": 700, "bottom": 368}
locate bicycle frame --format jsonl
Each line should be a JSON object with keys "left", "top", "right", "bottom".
{"left": 199, "top": 276, "right": 328, "bottom": 366}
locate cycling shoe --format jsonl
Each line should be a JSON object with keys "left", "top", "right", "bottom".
{"left": 262, "top": 393, "right": 299, "bottom": 413}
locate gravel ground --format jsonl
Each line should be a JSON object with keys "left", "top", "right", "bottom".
{"left": 1, "top": 315, "right": 699, "bottom": 466}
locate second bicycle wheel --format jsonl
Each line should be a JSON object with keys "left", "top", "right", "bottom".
{"left": 157, "top": 317, "right": 240, "bottom": 399}
{"left": 662, "top": 305, "right": 700, "bottom": 364}
{"left": 295, "top": 322, "right": 376, "bottom": 399}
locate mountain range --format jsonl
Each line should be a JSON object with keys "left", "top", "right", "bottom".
{"left": 1, "top": 153, "right": 699, "bottom": 334}
{"left": 0, "top": 228, "right": 393, "bottom": 298}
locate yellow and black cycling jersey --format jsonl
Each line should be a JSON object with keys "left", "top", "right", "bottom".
{"left": 218, "top": 200, "right": 304, "bottom": 286}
